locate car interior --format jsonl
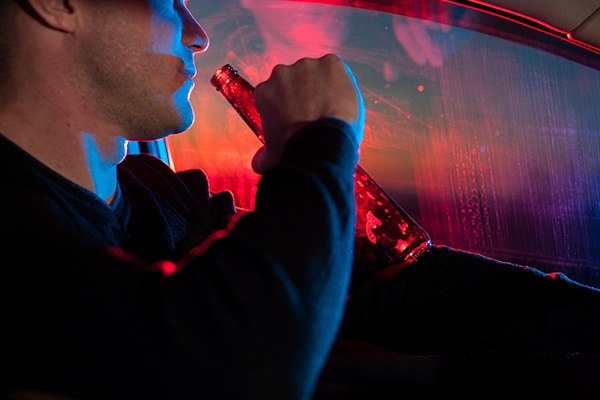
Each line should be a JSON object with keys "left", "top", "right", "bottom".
{"left": 128, "top": 0, "right": 600, "bottom": 394}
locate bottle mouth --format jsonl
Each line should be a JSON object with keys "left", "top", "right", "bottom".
{"left": 211, "top": 64, "right": 237, "bottom": 91}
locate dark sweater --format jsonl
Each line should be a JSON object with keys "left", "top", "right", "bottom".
{"left": 1, "top": 118, "right": 359, "bottom": 400}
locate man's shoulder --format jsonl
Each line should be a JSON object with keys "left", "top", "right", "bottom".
{"left": 119, "top": 153, "right": 176, "bottom": 176}
{"left": 118, "top": 153, "right": 211, "bottom": 202}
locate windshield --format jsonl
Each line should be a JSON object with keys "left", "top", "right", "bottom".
{"left": 168, "top": 0, "right": 600, "bottom": 280}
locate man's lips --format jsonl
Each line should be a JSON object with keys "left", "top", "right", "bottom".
{"left": 180, "top": 69, "right": 196, "bottom": 80}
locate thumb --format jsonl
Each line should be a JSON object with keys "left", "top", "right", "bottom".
{"left": 251, "top": 146, "right": 267, "bottom": 175}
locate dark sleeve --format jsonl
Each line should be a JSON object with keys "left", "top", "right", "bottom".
{"left": 4, "top": 118, "right": 359, "bottom": 400}
{"left": 340, "top": 245, "right": 600, "bottom": 355}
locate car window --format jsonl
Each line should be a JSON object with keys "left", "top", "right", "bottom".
{"left": 168, "top": 0, "right": 600, "bottom": 281}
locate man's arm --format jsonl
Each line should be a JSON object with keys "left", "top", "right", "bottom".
{"left": 4, "top": 56, "right": 363, "bottom": 400}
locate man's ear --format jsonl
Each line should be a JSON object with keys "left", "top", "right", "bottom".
{"left": 24, "top": 0, "right": 76, "bottom": 33}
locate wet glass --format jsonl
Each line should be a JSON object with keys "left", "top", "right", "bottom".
{"left": 169, "top": 0, "right": 600, "bottom": 279}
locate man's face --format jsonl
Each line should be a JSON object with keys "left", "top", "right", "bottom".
{"left": 75, "top": 0, "right": 208, "bottom": 141}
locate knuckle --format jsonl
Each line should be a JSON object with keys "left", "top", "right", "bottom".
{"left": 267, "top": 64, "right": 287, "bottom": 82}
{"left": 293, "top": 57, "right": 312, "bottom": 69}
{"left": 322, "top": 53, "right": 341, "bottom": 66}
{"left": 272, "top": 64, "right": 285, "bottom": 74}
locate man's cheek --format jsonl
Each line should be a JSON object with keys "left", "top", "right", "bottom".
{"left": 150, "top": 14, "right": 180, "bottom": 54}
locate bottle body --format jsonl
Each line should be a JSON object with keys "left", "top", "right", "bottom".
{"left": 354, "top": 165, "right": 431, "bottom": 269}
{"left": 211, "top": 64, "right": 431, "bottom": 271}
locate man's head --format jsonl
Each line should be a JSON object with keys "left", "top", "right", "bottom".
{"left": 1, "top": 0, "right": 209, "bottom": 140}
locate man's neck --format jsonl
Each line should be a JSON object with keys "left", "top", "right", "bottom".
{"left": 76, "top": 133, "right": 127, "bottom": 203}
{"left": 0, "top": 90, "right": 127, "bottom": 204}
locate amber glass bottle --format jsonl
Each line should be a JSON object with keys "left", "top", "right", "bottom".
{"left": 211, "top": 64, "right": 431, "bottom": 271}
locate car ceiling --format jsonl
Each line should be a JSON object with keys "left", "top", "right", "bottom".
{"left": 452, "top": 0, "right": 600, "bottom": 53}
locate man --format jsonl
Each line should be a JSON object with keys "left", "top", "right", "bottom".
{"left": 2, "top": 0, "right": 600, "bottom": 398}
{"left": 1, "top": 0, "right": 363, "bottom": 398}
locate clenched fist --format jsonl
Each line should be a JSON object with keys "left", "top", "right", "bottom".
{"left": 252, "top": 54, "right": 364, "bottom": 174}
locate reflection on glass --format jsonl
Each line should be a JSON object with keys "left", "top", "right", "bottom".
{"left": 170, "top": 0, "right": 600, "bottom": 276}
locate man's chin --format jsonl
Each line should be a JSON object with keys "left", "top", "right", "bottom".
{"left": 179, "top": 108, "right": 195, "bottom": 133}
{"left": 135, "top": 108, "right": 195, "bottom": 141}
{"left": 167, "top": 116, "right": 194, "bottom": 138}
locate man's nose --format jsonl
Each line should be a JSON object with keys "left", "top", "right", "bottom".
{"left": 182, "top": 7, "right": 209, "bottom": 53}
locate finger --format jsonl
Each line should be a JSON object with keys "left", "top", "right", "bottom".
{"left": 251, "top": 146, "right": 267, "bottom": 175}
{"left": 335, "top": 56, "right": 365, "bottom": 142}
{"left": 338, "top": 55, "right": 358, "bottom": 86}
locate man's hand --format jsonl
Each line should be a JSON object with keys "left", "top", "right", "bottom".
{"left": 251, "top": 54, "right": 364, "bottom": 174}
